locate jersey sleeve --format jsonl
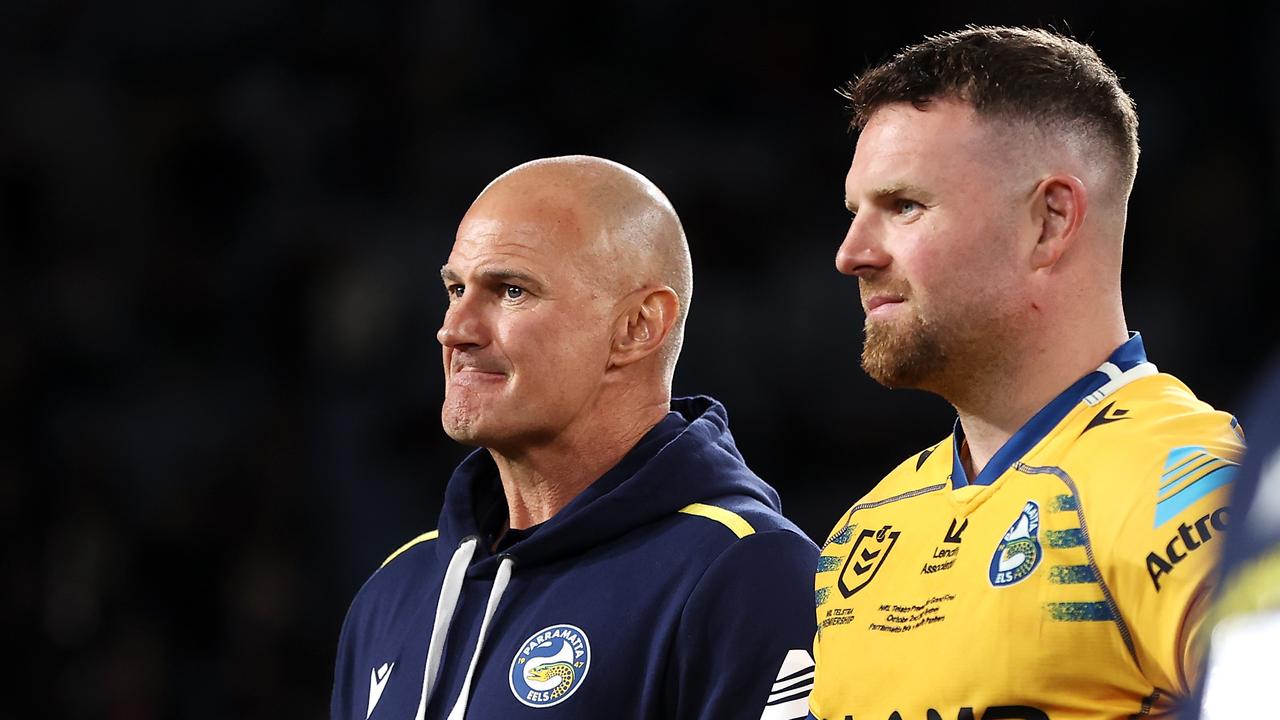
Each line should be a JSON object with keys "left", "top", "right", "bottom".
{"left": 1103, "top": 424, "right": 1243, "bottom": 697}
{"left": 808, "top": 509, "right": 853, "bottom": 720}
{"left": 670, "top": 530, "right": 819, "bottom": 720}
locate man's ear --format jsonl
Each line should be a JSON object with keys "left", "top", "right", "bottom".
{"left": 1030, "top": 174, "right": 1088, "bottom": 271}
{"left": 610, "top": 287, "right": 679, "bottom": 369}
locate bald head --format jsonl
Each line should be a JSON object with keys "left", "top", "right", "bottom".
{"left": 463, "top": 155, "right": 693, "bottom": 381}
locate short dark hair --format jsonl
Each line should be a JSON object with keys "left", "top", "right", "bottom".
{"left": 841, "top": 26, "right": 1139, "bottom": 190}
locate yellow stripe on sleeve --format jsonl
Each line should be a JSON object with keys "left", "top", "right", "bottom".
{"left": 380, "top": 530, "right": 439, "bottom": 568}
{"left": 678, "top": 503, "right": 756, "bottom": 539}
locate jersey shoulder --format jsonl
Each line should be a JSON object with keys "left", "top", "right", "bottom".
{"left": 1065, "top": 372, "right": 1244, "bottom": 498}
{"left": 1058, "top": 372, "right": 1243, "bottom": 553}
{"left": 820, "top": 435, "right": 953, "bottom": 545}
{"left": 1102, "top": 371, "right": 1241, "bottom": 447}
{"left": 865, "top": 435, "right": 954, "bottom": 503}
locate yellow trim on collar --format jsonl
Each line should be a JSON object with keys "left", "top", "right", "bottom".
{"left": 678, "top": 503, "right": 755, "bottom": 539}
{"left": 380, "top": 530, "right": 439, "bottom": 568}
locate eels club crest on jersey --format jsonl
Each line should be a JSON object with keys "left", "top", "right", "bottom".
{"left": 989, "top": 501, "right": 1043, "bottom": 587}
{"left": 509, "top": 624, "right": 591, "bottom": 708}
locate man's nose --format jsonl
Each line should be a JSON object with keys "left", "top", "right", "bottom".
{"left": 437, "top": 295, "right": 486, "bottom": 349}
{"left": 835, "top": 216, "right": 891, "bottom": 277}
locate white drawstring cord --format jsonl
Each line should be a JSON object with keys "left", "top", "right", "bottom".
{"left": 444, "top": 555, "right": 516, "bottom": 720}
{"left": 413, "top": 536, "right": 479, "bottom": 720}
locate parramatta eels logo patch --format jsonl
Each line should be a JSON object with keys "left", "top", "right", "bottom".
{"left": 509, "top": 624, "right": 590, "bottom": 708}
{"left": 989, "top": 501, "right": 1043, "bottom": 587}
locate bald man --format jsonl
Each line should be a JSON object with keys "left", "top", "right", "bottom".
{"left": 809, "top": 28, "right": 1244, "bottom": 719}
{"left": 332, "top": 156, "right": 818, "bottom": 720}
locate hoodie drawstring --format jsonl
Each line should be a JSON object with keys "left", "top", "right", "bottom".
{"left": 412, "top": 538, "right": 516, "bottom": 720}
{"left": 445, "top": 555, "right": 514, "bottom": 720}
{"left": 413, "top": 536, "right": 478, "bottom": 720}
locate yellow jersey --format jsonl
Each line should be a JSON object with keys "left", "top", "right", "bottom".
{"left": 810, "top": 337, "right": 1244, "bottom": 720}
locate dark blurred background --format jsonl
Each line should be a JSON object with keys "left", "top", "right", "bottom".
{"left": 6, "top": 2, "right": 1278, "bottom": 717}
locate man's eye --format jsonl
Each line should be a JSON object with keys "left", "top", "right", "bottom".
{"left": 447, "top": 284, "right": 464, "bottom": 298}
{"left": 505, "top": 285, "right": 524, "bottom": 300}
{"left": 896, "top": 199, "right": 921, "bottom": 215}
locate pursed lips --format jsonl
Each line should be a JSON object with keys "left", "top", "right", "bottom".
{"left": 863, "top": 294, "right": 906, "bottom": 314}
{"left": 451, "top": 364, "right": 507, "bottom": 381}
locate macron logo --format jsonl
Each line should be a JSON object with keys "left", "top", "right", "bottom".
{"left": 760, "top": 649, "right": 814, "bottom": 720}
{"left": 367, "top": 662, "right": 394, "bottom": 719}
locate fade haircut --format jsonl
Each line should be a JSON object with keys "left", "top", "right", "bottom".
{"left": 841, "top": 26, "right": 1140, "bottom": 197}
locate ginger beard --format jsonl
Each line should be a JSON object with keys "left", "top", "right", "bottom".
{"left": 859, "top": 274, "right": 1026, "bottom": 397}
{"left": 859, "top": 285, "right": 948, "bottom": 390}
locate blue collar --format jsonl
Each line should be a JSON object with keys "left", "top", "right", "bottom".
{"left": 951, "top": 332, "right": 1150, "bottom": 488}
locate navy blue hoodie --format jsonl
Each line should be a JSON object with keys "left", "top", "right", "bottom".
{"left": 332, "top": 396, "right": 819, "bottom": 720}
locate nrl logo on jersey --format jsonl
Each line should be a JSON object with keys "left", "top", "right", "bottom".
{"left": 838, "top": 524, "right": 900, "bottom": 598}
{"left": 509, "top": 624, "right": 591, "bottom": 708}
{"left": 989, "top": 501, "right": 1043, "bottom": 587}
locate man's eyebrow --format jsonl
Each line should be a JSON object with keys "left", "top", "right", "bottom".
{"left": 481, "top": 268, "right": 543, "bottom": 288}
{"left": 845, "top": 182, "right": 930, "bottom": 213}
{"left": 439, "top": 265, "right": 544, "bottom": 289}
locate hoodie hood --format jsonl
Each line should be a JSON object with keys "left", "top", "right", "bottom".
{"left": 435, "top": 395, "right": 780, "bottom": 575}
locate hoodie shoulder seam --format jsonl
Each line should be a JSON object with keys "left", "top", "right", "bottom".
{"left": 677, "top": 502, "right": 755, "bottom": 539}
{"left": 379, "top": 529, "right": 439, "bottom": 568}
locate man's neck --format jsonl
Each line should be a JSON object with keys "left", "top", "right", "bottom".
{"left": 490, "top": 401, "right": 669, "bottom": 529}
{"left": 951, "top": 327, "right": 1128, "bottom": 480}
